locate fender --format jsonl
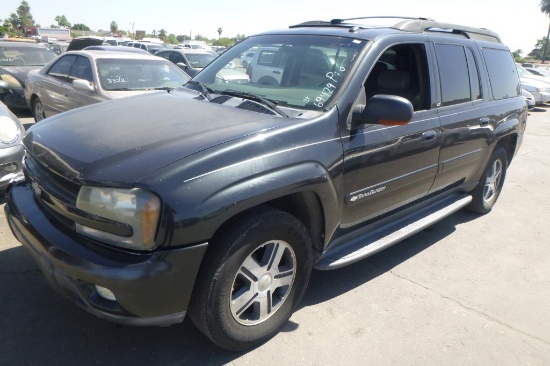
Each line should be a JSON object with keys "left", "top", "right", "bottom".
{"left": 163, "top": 162, "right": 342, "bottom": 249}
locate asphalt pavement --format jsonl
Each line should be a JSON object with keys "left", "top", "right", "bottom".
{"left": 1, "top": 107, "right": 549, "bottom": 365}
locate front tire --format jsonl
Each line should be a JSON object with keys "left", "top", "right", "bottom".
{"left": 32, "top": 97, "right": 45, "bottom": 122}
{"left": 468, "top": 146, "right": 508, "bottom": 214}
{"left": 188, "top": 207, "right": 313, "bottom": 351}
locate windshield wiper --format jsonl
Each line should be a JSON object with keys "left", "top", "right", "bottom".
{"left": 187, "top": 80, "right": 212, "bottom": 101}
{"left": 152, "top": 86, "right": 174, "bottom": 91}
{"left": 221, "top": 90, "right": 289, "bottom": 118}
{"left": 108, "top": 88, "right": 133, "bottom": 91}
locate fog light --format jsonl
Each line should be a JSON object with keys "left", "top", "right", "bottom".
{"left": 95, "top": 285, "right": 117, "bottom": 301}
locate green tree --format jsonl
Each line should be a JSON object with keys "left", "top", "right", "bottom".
{"left": 6, "top": 1, "right": 35, "bottom": 36}
{"left": 176, "top": 34, "right": 190, "bottom": 42}
{"left": 110, "top": 21, "right": 118, "bottom": 34}
{"left": 152, "top": 29, "right": 157, "bottom": 36}
{"left": 217, "top": 27, "right": 223, "bottom": 39}
{"left": 158, "top": 28, "right": 167, "bottom": 41}
{"left": 540, "top": 0, "right": 550, "bottom": 62}
{"left": 54, "top": 15, "right": 70, "bottom": 28}
{"left": 72, "top": 23, "right": 90, "bottom": 31}
{"left": 167, "top": 33, "right": 177, "bottom": 44}
{"left": 529, "top": 37, "right": 548, "bottom": 59}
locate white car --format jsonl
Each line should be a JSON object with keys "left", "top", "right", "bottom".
{"left": 522, "top": 89, "right": 535, "bottom": 110}
{"left": 519, "top": 77, "right": 550, "bottom": 105}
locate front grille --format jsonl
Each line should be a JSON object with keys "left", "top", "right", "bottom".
{"left": 24, "top": 155, "right": 82, "bottom": 230}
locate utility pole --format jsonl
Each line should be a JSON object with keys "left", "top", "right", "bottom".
{"left": 131, "top": 22, "right": 135, "bottom": 39}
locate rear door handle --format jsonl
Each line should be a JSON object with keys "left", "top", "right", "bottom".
{"left": 273, "top": 71, "right": 281, "bottom": 75}
{"left": 422, "top": 130, "right": 437, "bottom": 142}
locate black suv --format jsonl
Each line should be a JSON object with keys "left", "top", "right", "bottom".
{"left": 5, "top": 17, "right": 526, "bottom": 350}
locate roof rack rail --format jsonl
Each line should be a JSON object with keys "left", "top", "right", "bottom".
{"left": 289, "top": 16, "right": 501, "bottom": 43}
{"left": 329, "top": 16, "right": 434, "bottom": 25}
{"left": 393, "top": 19, "right": 501, "bottom": 43}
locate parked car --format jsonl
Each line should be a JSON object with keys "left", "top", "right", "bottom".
{"left": 525, "top": 67, "right": 550, "bottom": 78}
{"left": 48, "top": 43, "right": 69, "bottom": 55}
{"left": 517, "top": 65, "right": 550, "bottom": 105}
{"left": 25, "top": 50, "right": 191, "bottom": 121}
{"left": 157, "top": 48, "right": 247, "bottom": 82}
{"left": 83, "top": 45, "right": 149, "bottom": 54}
{"left": 0, "top": 100, "right": 24, "bottom": 194}
{"left": 156, "top": 49, "right": 216, "bottom": 77}
{"left": 522, "top": 89, "right": 535, "bottom": 110}
{"left": 0, "top": 42, "right": 57, "bottom": 110}
{"left": 5, "top": 17, "right": 526, "bottom": 351}
{"left": 516, "top": 63, "right": 550, "bottom": 83}
{"left": 125, "top": 41, "right": 167, "bottom": 54}
{"left": 239, "top": 48, "right": 256, "bottom": 68}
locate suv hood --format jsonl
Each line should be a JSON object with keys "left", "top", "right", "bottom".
{"left": 23, "top": 91, "right": 290, "bottom": 184}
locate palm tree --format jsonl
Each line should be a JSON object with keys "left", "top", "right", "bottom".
{"left": 158, "top": 29, "right": 167, "bottom": 41}
{"left": 217, "top": 27, "right": 223, "bottom": 39}
{"left": 540, "top": 0, "right": 550, "bottom": 63}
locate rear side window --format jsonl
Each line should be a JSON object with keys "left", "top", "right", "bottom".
{"left": 482, "top": 48, "right": 521, "bottom": 100}
{"left": 434, "top": 44, "right": 471, "bottom": 106}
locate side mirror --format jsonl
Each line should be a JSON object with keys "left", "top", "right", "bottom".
{"left": 72, "top": 79, "right": 95, "bottom": 93}
{"left": 352, "top": 94, "right": 413, "bottom": 127}
{"left": 176, "top": 62, "right": 188, "bottom": 69}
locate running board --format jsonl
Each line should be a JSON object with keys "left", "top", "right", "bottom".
{"left": 315, "top": 194, "right": 472, "bottom": 270}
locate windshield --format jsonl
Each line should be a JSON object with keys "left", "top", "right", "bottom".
{"left": 0, "top": 46, "right": 56, "bottom": 66}
{"left": 97, "top": 58, "right": 190, "bottom": 91}
{"left": 185, "top": 53, "right": 216, "bottom": 68}
{"left": 192, "top": 35, "right": 366, "bottom": 110}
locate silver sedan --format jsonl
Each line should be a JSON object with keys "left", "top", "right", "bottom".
{"left": 24, "top": 50, "right": 191, "bottom": 121}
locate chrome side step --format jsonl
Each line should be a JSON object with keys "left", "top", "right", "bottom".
{"left": 315, "top": 194, "right": 472, "bottom": 270}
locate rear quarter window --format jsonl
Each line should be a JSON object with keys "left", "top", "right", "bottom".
{"left": 482, "top": 48, "right": 521, "bottom": 100}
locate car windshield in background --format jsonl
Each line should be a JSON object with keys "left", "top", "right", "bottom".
{"left": 186, "top": 54, "right": 216, "bottom": 68}
{"left": 193, "top": 35, "right": 367, "bottom": 110}
{"left": 0, "top": 46, "right": 56, "bottom": 66}
{"left": 97, "top": 58, "right": 190, "bottom": 91}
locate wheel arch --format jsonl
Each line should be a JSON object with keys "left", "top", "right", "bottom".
{"left": 495, "top": 133, "right": 518, "bottom": 165}
{"left": 188, "top": 162, "right": 342, "bottom": 261}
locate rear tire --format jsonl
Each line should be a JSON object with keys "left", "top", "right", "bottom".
{"left": 32, "top": 97, "right": 45, "bottom": 122}
{"left": 467, "top": 146, "right": 508, "bottom": 214}
{"left": 188, "top": 207, "right": 313, "bottom": 351}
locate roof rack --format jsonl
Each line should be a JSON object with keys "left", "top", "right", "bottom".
{"left": 290, "top": 16, "right": 501, "bottom": 43}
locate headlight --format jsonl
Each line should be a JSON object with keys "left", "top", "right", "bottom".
{"left": 0, "top": 115, "right": 21, "bottom": 144}
{"left": 0, "top": 74, "right": 23, "bottom": 89}
{"left": 76, "top": 186, "right": 161, "bottom": 250}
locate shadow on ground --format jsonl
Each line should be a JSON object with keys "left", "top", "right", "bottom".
{"left": 0, "top": 206, "right": 480, "bottom": 365}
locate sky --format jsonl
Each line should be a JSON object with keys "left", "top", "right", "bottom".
{"left": 2, "top": 0, "right": 547, "bottom": 55}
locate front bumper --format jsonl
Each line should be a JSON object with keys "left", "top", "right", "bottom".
{"left": 5, "top": 183, "right": 208, "bottom": 326}
{"left": 0, "top": 144, "right": 25, "bottom": 193}
{"left": 0, "top": 88, "right": 27, "bottom": 110}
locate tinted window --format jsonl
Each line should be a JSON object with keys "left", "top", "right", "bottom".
{"left": 47, "top": 55, "right": 77, "bottom": 79}
{"left": 482, "top": 48, "right": 521, "bottom": 100}
{"left": 69, "top": 56, "right": 93, "bottom": 82}
{"left": 465, "top": 47, "right": 481, "bottom": 100}
{"left": 365, "top": 43, "right": 430, "bottom": 111}
{"left": 435, "top": 44, "right": 470, "bottom": 106}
